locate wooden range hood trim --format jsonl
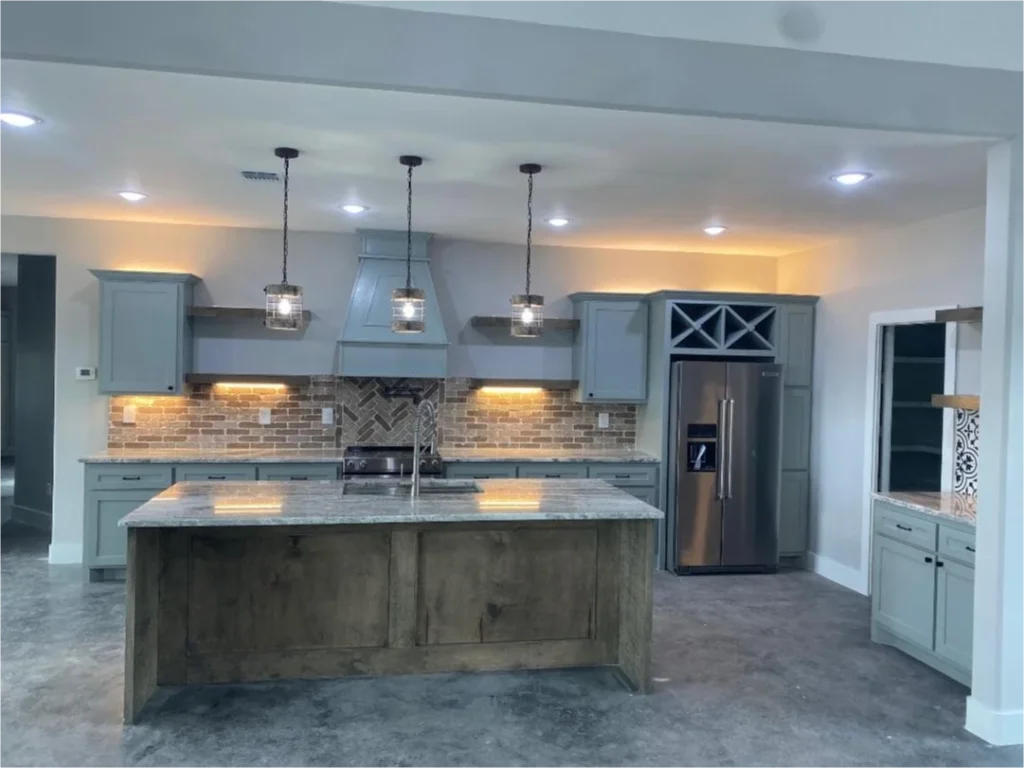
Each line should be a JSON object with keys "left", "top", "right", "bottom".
{"left": 185, "top": 373, "right": 312, "bottom": 386}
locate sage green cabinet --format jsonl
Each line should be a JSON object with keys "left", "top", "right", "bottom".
{"left": 778, "top": 470, "right": 809, "bottom": 555}
{"left": 175, "top": 464, "right": 257, "bottom": 481}
{"left": 518, "top": 463, "right": 588, "bottom": 479}
{"left": 571, "top": 296, "right": 648, "bottom": 403}
{"left": 91, "top": 270, "right": 198, "bottom": 395}
{"left": 255, "top": 464, "right": 339, "bottom": 481}
{"left": 934, "top": 558, "right": 975, "bottom": 670}
{"left": 872, "top": 535, "right": 936, "bottom": 649}
{"left": 781, "top": 387, "right": 811, "bottom": 471}
{"left": 444, "top": 462, "right": 518, "bottom": 480}
{"left": 620, "top": 486, "right": 658, "bottom": 506}
{"left": 776, "top": 304, "right": 815, "bottom": 387}
{"left": 871, "top": 500, "right": 975, "bottom": 685}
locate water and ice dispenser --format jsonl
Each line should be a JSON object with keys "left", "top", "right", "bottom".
{"left": 685, "top": 423, "right": 718, "bottom": 473}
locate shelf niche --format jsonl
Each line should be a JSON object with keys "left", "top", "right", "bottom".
{"left": 931, "top": 394, "right": 980, "bottom": 410}
{"left": 190, "top": 306, "right": 313, "bottom": 323}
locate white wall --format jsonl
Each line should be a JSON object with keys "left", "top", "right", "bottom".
{"left": 0, "top": 214, "right": 778, "bottom": 562}
{"left": 777, "top": 206, "right": 985, "bottom": 583}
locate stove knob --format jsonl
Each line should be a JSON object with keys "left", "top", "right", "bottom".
{"left": 431, "top": 459, "right": 441, "bottom": 469}
{"left": 358, "top": 459, "right": 368, "bottom": 469}
{"left": 346, "top": 459, "right": 356, "bottom": 471}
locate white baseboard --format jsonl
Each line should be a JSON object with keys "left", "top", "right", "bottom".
{"left": 808, "top": 551, "right": 868, "bottom": 595}
{"left": 48, "top": 541, "right": 82, "bottom": 565}
{"left": 966, "top": 696, "right": 1024, "bottom": 746}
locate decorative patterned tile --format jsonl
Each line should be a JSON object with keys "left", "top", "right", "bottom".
{"left": 953, "top": 408, "right": 979, "bottom": 499}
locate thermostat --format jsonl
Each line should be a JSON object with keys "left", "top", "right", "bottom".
{"left": 75, "top": 366, "right": 97, "bottom": 381}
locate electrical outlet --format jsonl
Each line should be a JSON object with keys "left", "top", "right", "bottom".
{"left": 322, "top": 407, "right": 334, "bottom": 425}
{"left": 75, "top": 366, "right": 97, "bottom": 381}
{"left": 123, "top": 404, "right": 137, "bottom": 424}
{"left": 258, "top": 408, "right": 272, "bottom": 425}
{"left": 598, "top": 412, "right": 610, "bottom": 429}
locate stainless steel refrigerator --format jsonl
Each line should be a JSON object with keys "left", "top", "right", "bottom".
{"left": 671, "top": 360, "right": 783, "bottom": 573}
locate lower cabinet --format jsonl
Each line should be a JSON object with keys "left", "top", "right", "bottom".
{"left": 443, "top": 462, "right": 518, "bottom": 480}
{"left": 778, "top": 470, "right": 809, "bottom": 556}
{"left": 620, "top": 486, "right": 657, "bottom": 506}
{"left": 84, "top": 489, "right": 161, "bottom": 571}
{"left": 934, "top": 558, "right": 975, "bottom": 670}
{"left": 870, "top": 501, "right": 974, "bottom": 686}
{"left": 255, "top": 464, "right": 339, "bottom": 482}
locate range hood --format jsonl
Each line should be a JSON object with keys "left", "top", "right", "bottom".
{"left": 338, "top": 229, "right": 449, "bottom": 378}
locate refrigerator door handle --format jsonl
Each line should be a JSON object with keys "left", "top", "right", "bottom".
{"left": 716, "top": 398, "right": 727, "bottom": 500}
{"left": 726, "top": 398, "right": 735, "bottom": 499}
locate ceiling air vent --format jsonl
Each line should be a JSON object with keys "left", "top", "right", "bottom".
{"left": 240, "top": 170, "right": 280, "bottom": 182}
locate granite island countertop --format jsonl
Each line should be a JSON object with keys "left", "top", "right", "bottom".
{"left": 119, "top": 478, "right": 666, "bottom": 528}
{"left": 82, "top": 447, "right": 659, "bottom": 464}
{"left": 872, "top": 491, "right": 976, "bottom": 525}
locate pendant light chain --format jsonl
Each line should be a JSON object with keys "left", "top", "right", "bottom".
{"left": 525, "top": 169, "right": 534, "bottom": 295}
{"left": 406, "top": 162, "right": 413, "bottom": 291}
{"left": 281, "top": 154, "right": 290, "bottom": 285}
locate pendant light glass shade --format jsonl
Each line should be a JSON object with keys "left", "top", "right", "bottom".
{"left": 265, "top": 147, "right": 306, "bottom": 331}
{"left": 510, "top": 293, "right": 544, "bottom": 338}
{"left": 511, "top": 163, "right": 544, "bottom": 338}
{"left": 391, "top": 155, "right": 426, "bottom": 333}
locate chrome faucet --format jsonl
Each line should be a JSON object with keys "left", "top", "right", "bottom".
{"left": 411, "top": 398, "right": 437, "bottom": 498}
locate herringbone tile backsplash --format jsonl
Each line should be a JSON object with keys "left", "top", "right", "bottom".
{"left": 108, "top": 376, "right": 637, "bottom": 450}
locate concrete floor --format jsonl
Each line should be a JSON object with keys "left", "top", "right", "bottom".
{"left": 2, "top": 534, "right": 1019, "bottom": 767}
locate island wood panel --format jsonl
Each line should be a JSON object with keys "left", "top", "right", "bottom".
{"left": 125, "top": 519, "right": 655, "bottom": 722}
{"left": 186, "top": 529, "right": 391, "bottom": 653}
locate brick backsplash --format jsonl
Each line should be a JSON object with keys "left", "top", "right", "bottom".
{"left": 107, "top": 376, "right": 637, "bottom": 451}
{"left": 440, "top": 378, "right": 636, "bottom": 450}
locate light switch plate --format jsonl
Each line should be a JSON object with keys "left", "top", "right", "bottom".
{"left": 322, "top": 407, "right": 334, "bottom": 425}
{"left": 258, "top": 407, "right": 272, "bottom": 425}
{"left": 123, "top": 404, "right": 137, "bottom": 424}
{"left": 598, "top": 413, "right": 610, "bottom": 429}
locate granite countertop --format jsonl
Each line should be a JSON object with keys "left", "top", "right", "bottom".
{"left": 437, "top": 448, "right": 659, "bottom": 464}
{"left": 120, "top": 478, "right": 665, "bottom": 528}
{"left": 873, "top": 491, "right": 977, "bottom": 525}
{"left": 82, "top": 447, "right": 659, "bottom": 464}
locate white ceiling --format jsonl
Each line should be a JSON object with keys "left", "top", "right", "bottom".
{"left": 355, "top": 1, "right": 1024, "bottom": 72}
{"left": 1, "top": 60, "right": 991, "bottom": 257}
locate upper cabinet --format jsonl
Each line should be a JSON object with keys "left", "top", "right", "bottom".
{"left": 91, "top": 270, "right": 198, "bottom": 395}
{"left": 570, "top": 295, "right": 648, "bottom": 402}
{"left": 775, "top": 304, "right": 815, "bottom": 387}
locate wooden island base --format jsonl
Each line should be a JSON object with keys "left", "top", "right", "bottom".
{"left": 125, "top": 518, "right": 655, "bottom": 722}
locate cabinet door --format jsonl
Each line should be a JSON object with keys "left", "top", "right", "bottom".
{"left": 871, "top": 535, "right": 936, "bottom": 649}
{"left": 83, "top": 490, "right": 159, "bottom": 568}
{"left": 934, "top": 558, "right": 974, "bottom": 671}
{"left": 99, "top": 281, "right": 182, "bottom": 394}
{"left": 778, "top": 470, "right": 808, "bottom": 555}
{"left": 776, "top": 305, "right": 815, "bottom": 387}
{"left": 781, "top": 387, "right": 811, "bottom": 471}
{"left": 581, "top": 301, "right": 648, "bottom": 402}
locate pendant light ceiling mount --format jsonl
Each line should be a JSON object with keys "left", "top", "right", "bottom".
{"left": 511, "top": 163, "right": 544, "bottom": 338}
{"left": 265, "top": 146, "right": 305, "bottom": 331}
{"left": 391, "top": 154, "right": 427, "bottom": 333}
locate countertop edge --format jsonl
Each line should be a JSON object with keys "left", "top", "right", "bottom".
{"left": 82, "top": 452, "right": 660, "bottom": 465}
{"left": 872, "top": 492, "right": 976, "bottom": 527}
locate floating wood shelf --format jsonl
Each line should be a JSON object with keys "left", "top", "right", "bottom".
{"left": 931, "top": 394, "right": 980, "bottom": 410}
{"left": 469, "top": 316, "right": 580, "bottom": 332}
{"left": 185, "top": 373, "right": 313, "bottom": 386}
{"left": 468, "top": 378, "right": 578, "bottom": 390}
{"left": 935, "top": 306, "right": 983, "bottom": 324}
{"left": 190, "top": 306, "right": 313, "bottom": 322}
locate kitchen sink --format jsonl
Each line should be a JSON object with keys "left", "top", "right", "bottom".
{"left": 342, "top": 479, "right": 482, "bottom": 496}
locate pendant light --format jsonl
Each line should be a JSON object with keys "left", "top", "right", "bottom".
{"left": 511, "top": 163, "right": 543, "bottom": 338}
{"left": 391, "top": 155, "right": 426, "bottom": 333}
{"left": 264, "top": 147, "right": 305, "bottom": 331}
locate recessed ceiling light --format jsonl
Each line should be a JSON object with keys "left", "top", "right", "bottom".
{"left": 703, "top": 225, "right": 727, "bottom": 236}
{"left": 341, "top": 204, "right": 368, "bottom": 215}
{"left": 831, "top": 171, "right": 873, "bottom": 186}
{"left": 0, "top": 112, "right": 42, "bottom": 128}
{"left": 118, "top": 191, "right": 147, "bottom": 202}
{"left": 546, "top": 217, "right": 570, "bottom": 227}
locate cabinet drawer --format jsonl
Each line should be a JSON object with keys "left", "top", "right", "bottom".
{"left": 444, "top": 463, "right": 517, "bottom": 479}
{"left": 587, "top": 464, "right": 657, "bottom": 487}
{"left": 256, "top": 464, "right": 338, "bottom": 481}
{"left": 84, "top": 464, "right": 173, "bottom": 491}
{"left": 875, "top": 504, "right": 937, "bottom": 552}
{"left": 938, "top": 525, "right": 976, "bottom": 566}
{"left": 518, "top": 463, "right": 588, "bottom": 479}
{"left": 175, "top": 464, "right": 257, "bottom": 482}
{"left": 620, "top": 486, "right": 658, "bottom": 506}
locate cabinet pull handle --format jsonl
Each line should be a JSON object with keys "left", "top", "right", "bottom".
{"left": 122, "top": 476, "right": 141, "bottom": 481}
{"left": 895, "top": 523, "right": 912, "bottom": 532}
{"left": 936, "top": 560, "right": 945, "bottom": 568}
{"left": 545, "top": 473, "right": 560, "bottom": 478}
{"left": 290, "top": 476, "right": 309, "bottom": 481}
{"left": 208, "top": 475, "right": 226, "bottom": 480}
{"left": 965, "top": 545, "right": 975, "bottom": 553}
{"left": 615, "top": 474, "right": 631, "bottom": 479}
{"left": 924, "top": 556, "right": 933, "bottom": 563}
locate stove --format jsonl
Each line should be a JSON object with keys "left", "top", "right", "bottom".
{"left": 342, "top": 445, "right": 443, "bottom": 479}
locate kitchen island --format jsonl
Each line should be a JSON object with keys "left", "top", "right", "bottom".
{"left": 119, "top": 478, "right": 663, "bottom": 722}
